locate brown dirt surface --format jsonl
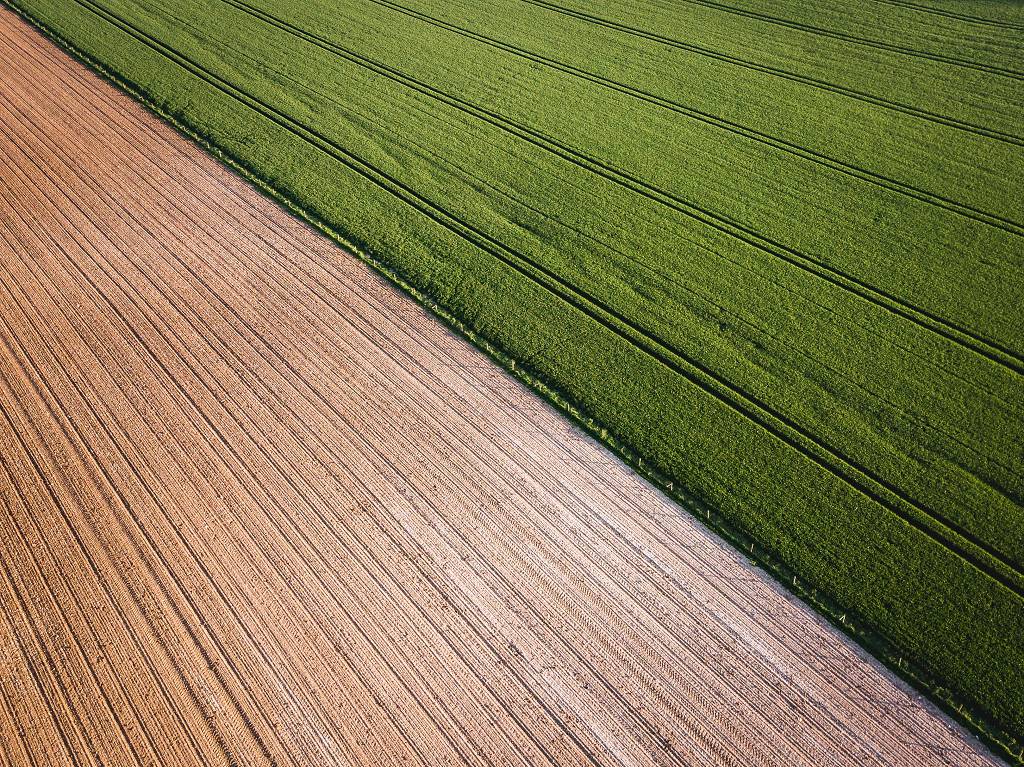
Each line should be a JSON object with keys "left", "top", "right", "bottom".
{"left": 0, "top": 8, "right": 1004, "bottom": 767}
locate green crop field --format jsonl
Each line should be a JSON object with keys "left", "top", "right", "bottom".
{"left": 8, "top": 0, "right": 1022, "bottom": 752}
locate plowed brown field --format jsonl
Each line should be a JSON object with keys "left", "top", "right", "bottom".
{"left": 0, "top": 9, "right": 1002, "bottom": 767}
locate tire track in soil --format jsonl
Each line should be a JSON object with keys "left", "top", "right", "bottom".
{"left": 867, "top": 0, "right": 1024, "bottom": 31}
{"left": 362, "top": 0, "right": 1024, "bottom": 146}
{"left": 221, "top": 0, "right": 1024, "bottom": 240}
{"left": 521, "top": 0, "right": 1024, "bottom": 79}
{"left": 0, "top": 9, "right": 1003, "bottom": 767}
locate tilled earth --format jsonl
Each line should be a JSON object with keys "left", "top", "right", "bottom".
{"left": 0, "top": 9, "right": 1002, "bottom": 767}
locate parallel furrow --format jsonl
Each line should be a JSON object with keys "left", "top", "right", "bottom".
{"left": 32, "top": 0, "right": 1024, "bottom": 600}
{"left": 0, "top": 530, "right": 94, "bottom": 767}
{"left": 16, "top": 78, "right": 946, "bottom": 759}
{"left": 0, "top": 485, "right": 157, "bottom": 767}
{"left": 0, "top": 116, "right": 620, "bottom": 766}
{"left": 0, "top": 148, "right": 524, "bottom": 767}
{"left": 0, "top": 250, "right": 280, "bottom": 767}
{"left": 0, "top": 11, "right": 1015, "bottom": 761}
{"left": 0, "top": 56, "right": 880, "bottom": 761}
{"left": 0, "top": 10, "right": 1013, "bottom": 765}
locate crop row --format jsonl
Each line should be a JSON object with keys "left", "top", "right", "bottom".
{"left": 9, "top": 0, "right": 1022, "bottom": 749}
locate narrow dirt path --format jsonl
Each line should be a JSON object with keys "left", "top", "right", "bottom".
{"left": 0, "top": 9, "right": 1002, "bottom": 766}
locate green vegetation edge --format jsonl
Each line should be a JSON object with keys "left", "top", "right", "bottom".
{"left": 3, "top": 1, "right": 1017, "bottom": 761}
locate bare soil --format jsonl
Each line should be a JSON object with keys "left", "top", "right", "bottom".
{"left": 0, "top": 9, "right": 1001, "bottom": 766}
